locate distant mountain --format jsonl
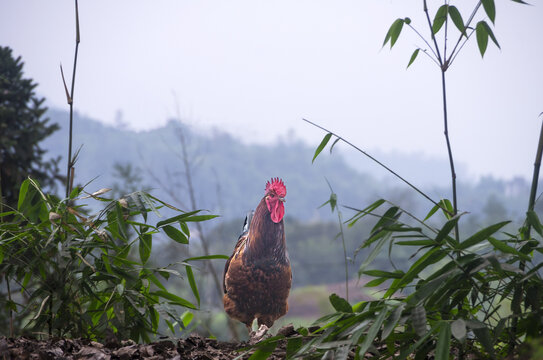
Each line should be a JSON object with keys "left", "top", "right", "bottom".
{"left": 42, "top": 108, "right": 383, "bottom": 221}
{"left": 42, "top": 108, "right": 534, "bottom": 225}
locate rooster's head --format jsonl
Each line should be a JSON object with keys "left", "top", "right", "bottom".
{"left": 265, "top": 178, "right": 286, "bottom": 223}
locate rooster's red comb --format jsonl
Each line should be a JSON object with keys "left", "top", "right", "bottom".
{"left": 265, "top": 177, "right": 286, "bottom": 197}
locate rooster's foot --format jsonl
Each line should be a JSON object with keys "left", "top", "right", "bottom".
{"left": 249, "top": 324, "right": 270, "bottom": 344}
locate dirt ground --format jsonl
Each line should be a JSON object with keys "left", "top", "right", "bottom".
{"left": 0, "top": 325, "right": 306, "bottom": 360}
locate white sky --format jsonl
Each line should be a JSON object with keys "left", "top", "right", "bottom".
{"left": 1, "top": 1, "right": 542, "bottom": 181}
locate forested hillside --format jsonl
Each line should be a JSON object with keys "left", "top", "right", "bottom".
{"left": 42, "top": 108, "right": 533, "bottom": 226}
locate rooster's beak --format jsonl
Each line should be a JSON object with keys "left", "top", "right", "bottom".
{"left": 279, "top": 197, "right": 286, "bottom": 203}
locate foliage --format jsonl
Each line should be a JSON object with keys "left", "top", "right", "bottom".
{"left": 295, "top": 0, "right": 537, "bottom": 359}
{"left": 0, "top": 178, "right": 225, "bottom": 342}
{"left": 286, "top": 200, "right": 543, "bottom": 358}
{"left": 0, "top": 46, "right": 62, "bottom": 209}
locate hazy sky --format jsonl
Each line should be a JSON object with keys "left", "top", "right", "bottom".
{"left": 1, "top": 1, "right": 542, "bottom": 181}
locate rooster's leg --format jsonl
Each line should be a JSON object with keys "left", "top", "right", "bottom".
{"left": 248, "top": 324, "right": 269, "bottom": 345}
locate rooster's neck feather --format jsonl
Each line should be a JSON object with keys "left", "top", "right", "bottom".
{"left": 245, "top": 197, "right": 288, "bottom": 263}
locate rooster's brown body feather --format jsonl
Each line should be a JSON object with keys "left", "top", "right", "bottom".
{"left": 223, "top": 195, "right": 292, "bottom": 330}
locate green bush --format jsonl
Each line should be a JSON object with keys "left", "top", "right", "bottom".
{"left": 0, "top": 178, "right": 225, "bottom": 342}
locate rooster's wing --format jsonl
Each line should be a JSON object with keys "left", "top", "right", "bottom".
{"left": 223, "top": 211, "right": 253, "bottom": 293}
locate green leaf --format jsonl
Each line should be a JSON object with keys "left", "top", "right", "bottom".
{"left": 181, "top": 311, "right": 194, "bottom": 328}
{"left": 362, "top": 269, "right": 404, "bottom": 278}
{"left": 451, "top": 318, "right": 466, "bottom": 340}
{"left": 152, "top": 290, "right": 196, "bottom": 309}
{"left": 139, "top": 233, "right": 152, "bottom": 264}
{"left": 186, "top": 265, "right": 200, "bottom": 307}
{"left": 488, "top": 237, "right": 530, "bottom": 261}
{"left": 359, "top": 307, "right": 388, "bottom": 356}
{"left": 17, "top": 179, "right": 30, "bottom": 211}
{"left": 476, "top": 21, "right": 489, "bottom": 57}
{"left": 388, "top": 18, "right": 405, "bottom": 48}
{"left": 481, "top": 0, "right": 496, "bottom": 23}
{"left": 286, "top": 337, "right": 303, "bottom": 358}
{"left": 469, "top": 321, "right": 496, "bottom": 357}
{"left": 481, "top": 21, "right": 500, "bottom": 49}
{"left": 432, "top": 5, "right": 448, "bottom": 34}
{"left": 382, "top": 303, "right": 405, "bottom": 339}
{"left": 396, "top": 239, "right": 435, "bottom": 246}
{"left": 163, "top": 225, "right": 189, "bottom": 244}
{"left": 329, "top": 293, "right": 352, "bottom": 313}
{"left": 249, "top": 341, "right": 278, "bottom": 359}
{"left": 424, "top": 203, "right": 440, "bottom": 221}
{"left": 185, "top": 254, "right": 229, "bottom": 261}
{"left": 526, "top": 210, "right": 543, "bottom": 236}
{"left": 435, "top": 322, "right": 451, "bottom": 360}
{"left": 183, "top": 214, "right": 219, "bottom": 222}
{"left": 390, "top": 248, "right": 447, "bottom": 295}
{"left": 358, "top": 231, "right": 392, "bottom": 276}
{"left": 448, "top": 6, "right": 466, "bottom": 36}
{"left": 365, "top": 277, "right": 388, "bottom": 287}
{"left": 313, "top": 133, "right": 332, "bottom": 163}
{"left": 407, "top": 49, "right": 420, "bottom": 69}
{"left": 435, "top": 216, "right": 460, "bottom": 244}
{"left": 457, "top": 221, "right": 510, "bottom": 250}
{"left": 156, "top": 209, "right": 201, "bottom": 227}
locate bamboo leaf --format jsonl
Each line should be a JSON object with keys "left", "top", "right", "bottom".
{"left": 156, "top": 209, "right": 201, "bottom": 227}
{"left": 435, "top": 322, "right": 451, "bottom": 360}
{"left": 432, "top": 5, "right": 448, "bottom": 34}
{"left": 186, "top": 265, "right": 200, "bottom": 307}
{"left": 435, "top": 216, "right": 460, "bottom": 244}
{"left": 17, "top": 179, "right": 30, "bottom": 211}
{"left": 448, "top": 6, "right": 466, "bottom": 36}
{"left": 358, "top": 307, "right": 388, "bottom": 356}
{"left": 488, "top": 237, "right": 530, "bottom": 260}
{"left": 389, "top": 18, "right": 404, "bottom": 47}
{"left": 183, "top": 214, "right": 219, "bottom": 222}
{"left": 407, "top": 48, "right": 420, "bottom": 69}
{"left": 476, "top": 21, "right": 489, "bottom": 57}
{"left": 313, "top": 133, "right": 332, "bottom": 163}
{"left": 382, "top": 303, "right": 405, "bottom": 339}
{"left": 139, "top": 233, "right": 152, "bottom": 264}
{"left": 457, "top": 221, "right": 510, "bottom": 249}
{"left": 152, "top": 290, "right": 196, "bottom": 309}
{"left": 249, "top": 341, "right": 278, "bottom": 360}
{"left": 424, "top": 203, "right": 440, "bottom": 221}
{"left": 329, "top": 293, "right": 352, "bottom": 313}
{"left": 163, "top": 225, "right": 189, "bottom": 244}
{"left": 185, "top": 254, "right": 229, "bottom": 261}
{"left": 481, "top": 0, "right": 496, "bottom": 23}
{"left": 481, "top": 21, "right": 500, "bottom": 48}
{"left": 526, "top": 210, "right": 543, "bottom": 236}
{"left": 362, "top": 270, "right": 404, "bottom": 278}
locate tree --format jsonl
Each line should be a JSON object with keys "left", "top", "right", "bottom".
{"left": 0, "top": 46, "right": 62, "bottom": 209}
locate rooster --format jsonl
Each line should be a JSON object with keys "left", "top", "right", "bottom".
{"left": 223, "top": 178, "right": 291, "bottom": 337}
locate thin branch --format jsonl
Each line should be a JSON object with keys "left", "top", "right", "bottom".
{"left": 65, "top": 0, "right": 80, "bottom": 198}
{"left": 448, "top": 27, "right": 476, "bottom": 67}
{"left": 419, "top": 47, "right": 442, "bottom": 67}
{"left": 303, "top": 118, "right": 444, "bottom": 211}
{"left": 443, "top": 1, "right": 449, "bottom": 63}
{"left": 407, "top": 23, "right": 440, "bottom": 64}
{"left": 423, "top": 0, "right": 444, "bottom": 66}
